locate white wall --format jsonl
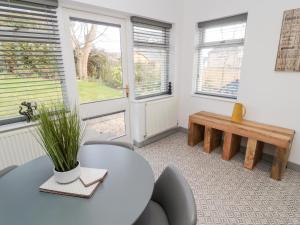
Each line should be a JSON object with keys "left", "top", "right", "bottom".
{"left": 62, "top": 0, "right": 181, "bottom": 24}
{"left": 178, "top": 0, "right": 300, "bottom": 165}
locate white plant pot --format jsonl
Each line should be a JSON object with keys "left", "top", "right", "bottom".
{"left": 53, "top": 162, "right": 81, "bottom": 184}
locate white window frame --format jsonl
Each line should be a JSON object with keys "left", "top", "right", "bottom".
{"left": 194, "top": 14, "right": 248, "bottom": 100}
{"left": 131, "top": 17, "right": 173, "bottom": 100}
{"left": 59, "top": 8, "right": 133, "bottom": 142}
{"left": 0, "top": 0, "right": 67, "bottom": 126}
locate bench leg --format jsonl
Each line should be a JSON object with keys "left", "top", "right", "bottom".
{"left": 203, "top": 127, "right": 222, "bottom": 153}
{"left": 271, "top": 147, "right": 290, "bottom": 181}
{"left": 188, "top": 122, "right": 204, "bottom": 146}
{"left": 222, "top": 132, "right": 241, "bottom": 160}
{"left": 244, "top": 138, "right": 264, "bottom": 169}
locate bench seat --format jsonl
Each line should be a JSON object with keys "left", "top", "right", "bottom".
{"left": 188, "top": 111, "right": 295, "bottom": 181}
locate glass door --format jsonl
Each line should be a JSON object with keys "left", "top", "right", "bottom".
{"left": 62, "top": 9, "right": 131, "bottom": 142}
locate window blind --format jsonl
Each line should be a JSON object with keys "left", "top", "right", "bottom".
{"left": 195, "top": 14, "right": 247, "bottom": 99}
{"left": 131, "top": 17, "right": 172, "bottom": 99}
{"left": 0, "top": 0, "right": 65, "bottom": 124}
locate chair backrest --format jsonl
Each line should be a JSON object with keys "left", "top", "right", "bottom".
{"left": 83, "top": 140, "right": 134, "bottom": 151}
{"left": 0, "top": 165, "right": 17, "bottom": 178}
{"left": 152, "top": 165, "right": 197, "bottom": 225}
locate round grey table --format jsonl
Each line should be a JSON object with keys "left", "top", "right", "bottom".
{"left": 0, "top": 145, "right": 155, "bottom": 225}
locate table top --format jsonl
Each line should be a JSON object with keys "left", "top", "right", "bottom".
{"left": 0, "top": 145, "right": 155, "bottom": 225}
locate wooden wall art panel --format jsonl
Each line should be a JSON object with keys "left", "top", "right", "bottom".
{"left": 275, "top": 8, "right": 300, "bottom": 72}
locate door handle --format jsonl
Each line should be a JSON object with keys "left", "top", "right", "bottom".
{"left": 125, "top": 84, "right": 129, "bottom": 98}
{"left": 118, "top": 84, "right": 129, "bottom": 98}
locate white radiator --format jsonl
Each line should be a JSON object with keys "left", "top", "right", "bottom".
{"left": 0, "top": 127, "right": 44, "bottom": 170}
{"left": 145, "top": 98, "right": 178, "bottom": 137}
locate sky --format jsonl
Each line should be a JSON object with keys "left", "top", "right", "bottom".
{"left": 71, "top": 21, "right": 121, "bottom": 53}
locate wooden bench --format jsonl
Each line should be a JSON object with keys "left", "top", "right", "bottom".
{"left": 188, "top": 111, "right": 295, "bottom": 181}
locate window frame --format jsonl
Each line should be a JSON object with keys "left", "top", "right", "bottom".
{"left": 194, "top": 14, "right": 248, "bottom": 100}
{"left": 0, "top": 116, "right": 27, "bottom": 126}
{"left": 69, "top": 17, "right": 126, "bottom": 105}
{"left": 131, "top": 17, "right": 172, "bottom": 100}
{"left": 0, "top": 0, "right": 67, "bottom": 126}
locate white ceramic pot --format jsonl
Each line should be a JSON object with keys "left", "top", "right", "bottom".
{"left": 53, "top": 162, "right": 81, "bottom": 184}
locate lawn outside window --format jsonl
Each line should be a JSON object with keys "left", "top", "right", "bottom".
{"left": 0, "top": 0, "right": 66, "bottom": 125}
{"left": 70, "top": 17, "right": 124, "bottom": 104}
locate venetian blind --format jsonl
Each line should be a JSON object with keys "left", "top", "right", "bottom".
{"left": 131, "top": 16, "right": 172, "bottom": 99}
{"left": 0, "top": 0, "right": 66, "bottom": 124}
{"left": 195, "top": 14, "right": 247, "bottom": 99}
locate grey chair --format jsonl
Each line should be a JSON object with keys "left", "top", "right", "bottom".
{"left": 0, "top": 165, "right": 17, "bottom": 178}
{"left": 134, "top": 165, "right": 197, "bottom": 225}
{"left": 83, "top": 140, "right": 134, "bottom": 151}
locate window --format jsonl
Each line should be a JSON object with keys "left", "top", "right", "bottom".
{"left": 195, "top": 14, "right": 247, "bottom": 99}
{"left": 131, "top": 17, "right": 172, "bottom": 99}
{"left": 0, "top": 0, "right": 65, "bottom": 125}
{"left": 70, "top": 18, "right": 123, "bottom": 104}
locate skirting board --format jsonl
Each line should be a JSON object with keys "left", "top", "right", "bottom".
{"left": 134, "top": 127, "right": 179, "bottom": 148}
{"left": 178, "top": 127, "right": 300, "bottom": 172}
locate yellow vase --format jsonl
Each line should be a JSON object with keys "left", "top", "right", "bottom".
{"left": 231, "top": 103, "right": 246, "bottom": 123}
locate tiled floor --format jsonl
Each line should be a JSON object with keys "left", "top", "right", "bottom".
{"left": 136, "top": 132, "right": 300, "bottom": 225}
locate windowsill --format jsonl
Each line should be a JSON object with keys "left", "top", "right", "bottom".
{"left": 0, "top": 120, "right": 37, "bottom": 134}
{"left": 191, "top": 93, "right": 237, "bottom": 103}
{"left": 131, "top": 94, "right": 174, "bottom": 103}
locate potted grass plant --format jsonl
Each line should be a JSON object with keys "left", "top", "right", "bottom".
{"left": 35, "top": 104, "right": 84, "bottom": 184}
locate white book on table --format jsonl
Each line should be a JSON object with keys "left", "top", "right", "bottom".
{"left": 39, "top": 176, "right": 100, "bottom": 198}
{"left": 80, "top": 167, "right": 108, "bottom": 187}
{"left": 39, "top": 167, "right": 108, "bottom": 198}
